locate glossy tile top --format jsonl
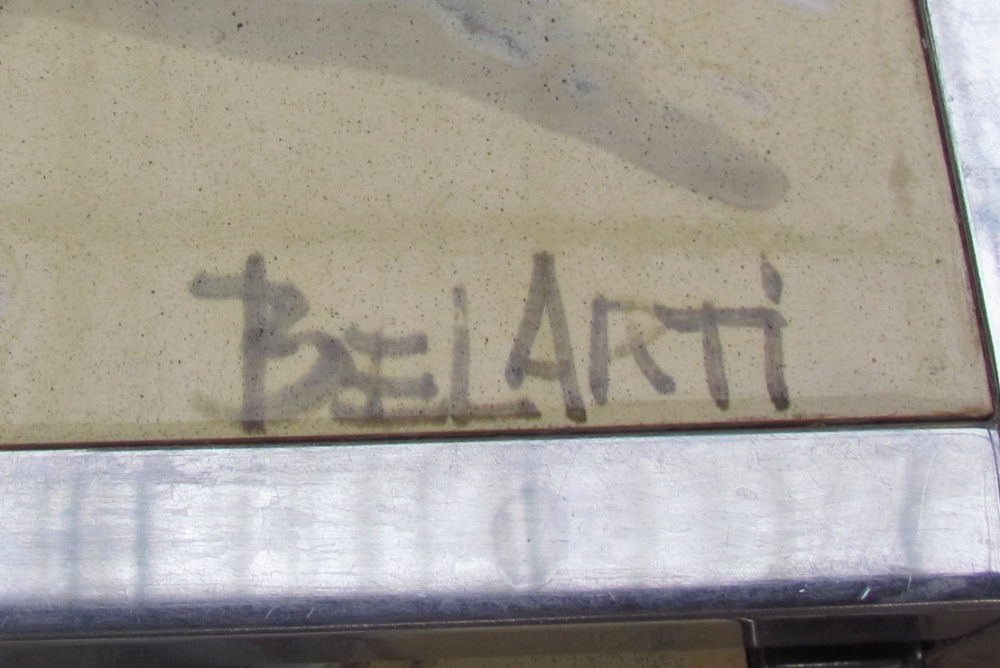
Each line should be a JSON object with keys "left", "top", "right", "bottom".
{"left": 0, "top": 0, "right": 989, "bottom": 442}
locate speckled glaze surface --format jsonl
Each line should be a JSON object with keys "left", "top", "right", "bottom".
{"left": 0, "top": 0, "right": 988, "bottom": 442}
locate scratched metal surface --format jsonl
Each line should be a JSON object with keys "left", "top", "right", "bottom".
{"left": 927, "top": 0, "right": 1000, "bottom": 378}
{"left": 0, "top": 427, "right": 998, "bottom": 639}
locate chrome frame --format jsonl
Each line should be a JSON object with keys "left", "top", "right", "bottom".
{"left": 3, "top": 1, "right": 1000, "bottom": 665}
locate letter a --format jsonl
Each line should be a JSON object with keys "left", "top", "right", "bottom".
{"left": 506, "top": 253, "right": 586, "bottom": 423}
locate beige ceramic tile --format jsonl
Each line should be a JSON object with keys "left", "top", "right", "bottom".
{"left": 0, "top": 0, "right": 990, "bottom": 443}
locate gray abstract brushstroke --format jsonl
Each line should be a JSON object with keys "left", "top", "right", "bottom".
{"left": 9, "top": 0, "right": 789, "bottom": 208}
